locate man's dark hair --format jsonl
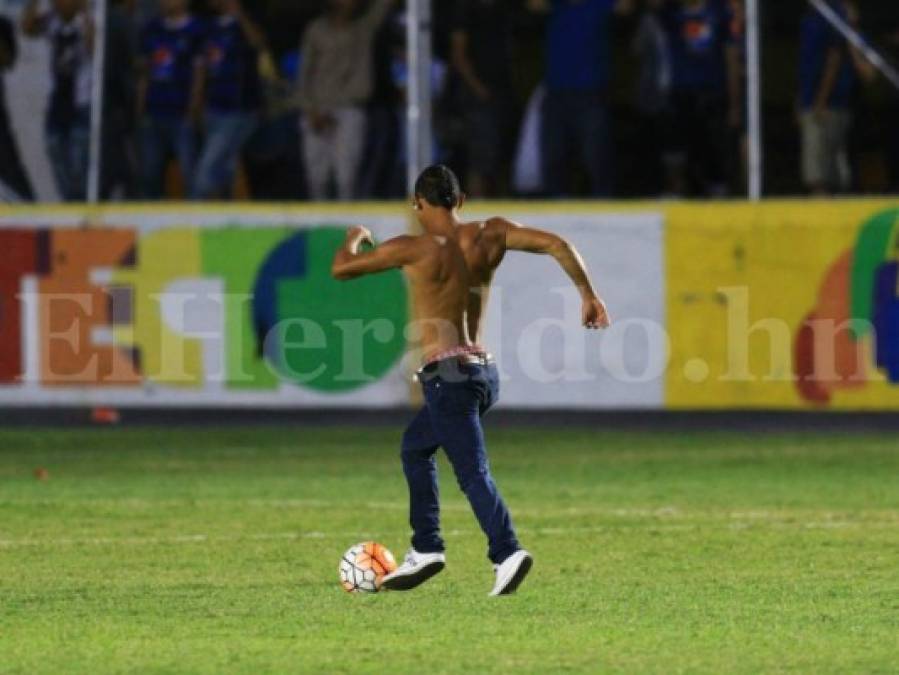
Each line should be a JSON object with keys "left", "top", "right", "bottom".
{"left": 414, "top": 165, "right": 462, "bottom": 209}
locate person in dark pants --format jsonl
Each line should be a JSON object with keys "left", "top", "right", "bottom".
{"left": 102, "top": 0, "right": 138, "bottom": 199}
{"left": 450, "top": 0, "right": 516, "bottom": 197}
{"left": 331, "top": 165, "right": 611, "bottom": 595}
{"left": 329, "top": 167, "right": 526, "bottom": 595}
{"left": 358, "top": 7, "right": 403, "bottom": 199}
{"left": 530, "top": 0, "right": 635, "bottom": 197}
{"left": 193, "top": 0, "right": 265, "bottom": 199}
{"left": 631, "top": 5, "right": 672, "bottom": 196}
{"left": 797, "top": 0, "right": 857, "bottom": 195}
{"left": 0, "top": 16, "right": 34, "bottom": 200}
{"left": 22, "top": 0, "right": 93, "bottom": 202}
{"left": 655, "top": 0, "right": 741, "bottom": 197}
{"left": 137, "top": 0, "right": 206, "bottom": 198}
{"left": 401, "top": 354, "right": 510, "bottom": 565}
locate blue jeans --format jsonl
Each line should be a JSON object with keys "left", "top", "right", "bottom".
{"left": 401, "top": 360, "right": 520, "bottom": 565}
{"left": 139, "top": 115, "right": 197, "bottom": 198}
{"left": 193, "top": 111, "right": 258, "bottom": 199}
{"left": 46, "top": 109, "right": 90, "bottom": 201}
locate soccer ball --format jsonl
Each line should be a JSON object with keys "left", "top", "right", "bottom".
{"left": 339, "top": 541, "right": 397, "bottom": 593}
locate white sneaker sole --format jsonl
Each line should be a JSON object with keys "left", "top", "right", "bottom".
{"left": 490, "top": 551, "right": 533, "bottom": 596}
{"left": 381, "top": 559, "right": 445, "bottom": 591}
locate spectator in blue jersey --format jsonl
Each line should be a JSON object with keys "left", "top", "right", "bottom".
{"left": 798, "top": 0, "right": 858, "bottom": 195}
{"left": 653, "top": 0, "right": 741, "bottom": 197}
{"left": 137, "top": 0, "right": 206, "bottom": 198}
{"left": 22, "top": 0, "right": 93, "bottom": 202}
{"left": 528, "top": 0, "right": 635, "bottom": 198}
{"left": 192, "top": 0, "right": 265, "bottom": 199}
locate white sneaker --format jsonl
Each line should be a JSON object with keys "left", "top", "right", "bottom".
{"left": 380, "top": 548, "right": 446, "bottom": 591}
{"left": 489, "top": 550, "right": 533, "bottom": 597}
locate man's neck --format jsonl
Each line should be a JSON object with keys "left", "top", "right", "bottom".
{"left": 425, "top": 211, "right": 461, "bottom": 238}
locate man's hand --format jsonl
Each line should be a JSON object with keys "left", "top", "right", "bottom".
{"left": 582, "top": 296, "right": 611, "bottom": 330}
{"left": 346, "top": 226, "right": 374, "bottom": 253}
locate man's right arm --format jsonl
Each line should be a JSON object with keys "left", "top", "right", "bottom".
{"left": 332, "top": 227, "right": 421, "bottom": 281}
{"left": 491, "top": 218, "right": 611, "bottom": 330}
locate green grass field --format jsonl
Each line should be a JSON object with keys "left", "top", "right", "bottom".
{"left": 1, "top": 426, "right": 897, "bottom": 674}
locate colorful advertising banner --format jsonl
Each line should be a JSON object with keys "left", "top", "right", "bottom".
{"left": 666, "top": 200, "right": 899, "bottom": 410}
{"left": 4, "top": 199, "right": 899, "bottom": 410}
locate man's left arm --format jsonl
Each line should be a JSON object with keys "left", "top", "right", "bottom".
{"left": 493, "top": 218, "right": 611, "bottom": 330}
{"left": 331, "top": 227, "right": 419, "bottom": 280}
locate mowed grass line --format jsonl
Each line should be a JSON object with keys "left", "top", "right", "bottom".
{"left": 0, "top": 427, "right": 896, "bottom": 674}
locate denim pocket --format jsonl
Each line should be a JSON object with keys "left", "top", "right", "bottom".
{"left": 430, "top": 378, "right": 479, "bottom": 416}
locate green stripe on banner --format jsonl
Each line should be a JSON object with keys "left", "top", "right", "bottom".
{"left": 850, "top": 209, "right": 899, "bottom": 339}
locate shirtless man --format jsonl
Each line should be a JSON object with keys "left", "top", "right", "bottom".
{"left": 331, "top": 165, "right": 610, "bottom": 596}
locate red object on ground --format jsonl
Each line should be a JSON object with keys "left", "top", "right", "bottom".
{"left": 91, "top": 407, "right": 121, "bottom": 425}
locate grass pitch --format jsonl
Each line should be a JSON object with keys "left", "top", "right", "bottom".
{"left": 0, "top": 425, "right": 896, "bottom": 674}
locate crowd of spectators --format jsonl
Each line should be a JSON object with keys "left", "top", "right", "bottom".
{"left": 0, "top": 0, "right": 896, "bottom": 202}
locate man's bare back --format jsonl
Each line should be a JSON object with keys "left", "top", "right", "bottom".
{"left": 332, "top": 227, "right": 476, "bottom": 361}
{"left": 332, "top": 214, "right": 610, "bottom": 363}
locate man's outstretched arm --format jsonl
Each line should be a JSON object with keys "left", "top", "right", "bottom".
{"left": 493, "top": 218, "right": 611, "bottom": 330}
{"left": 331, "top": 227, "right": 419, "bottom": 280}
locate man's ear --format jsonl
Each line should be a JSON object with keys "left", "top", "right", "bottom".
{"left": 458, "top": 192, "right": 467, "bottom": 210}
